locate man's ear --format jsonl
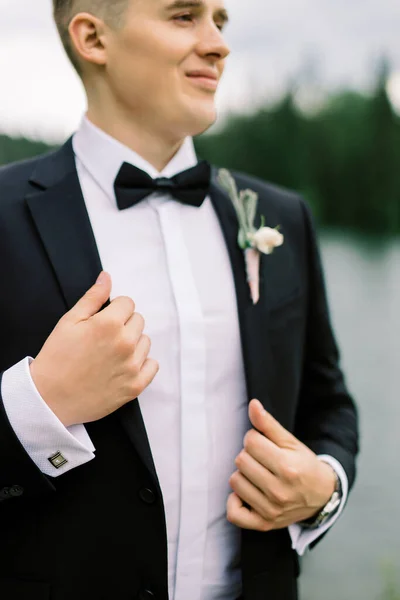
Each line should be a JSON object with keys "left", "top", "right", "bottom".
{"left": 68, "top": 12, "right": 108, "bottom": 69}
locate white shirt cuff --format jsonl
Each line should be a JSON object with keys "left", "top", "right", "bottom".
{"left": 289, "top": 455, "right": 349, "bottom": 556}
{"left": 1, "top": 357, "right": 96, "bottom": 476}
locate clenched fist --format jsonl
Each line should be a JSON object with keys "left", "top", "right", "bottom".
{"left": 30, "top": 272, "right": 159, "bottom": 427}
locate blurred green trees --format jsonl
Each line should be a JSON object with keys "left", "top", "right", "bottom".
{"left": 0, "top": 135, "right": 55, "bottom": 167}
{"left": 195, "top": 72, "right": 400, "bottom": 234}
{"left": 0, "top": 71, "right": 399, "bottom": 233}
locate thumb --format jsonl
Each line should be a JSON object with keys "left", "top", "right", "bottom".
{"left": 67, "top": 271, "right": 112, "bottom": 322}
{"left": 249, "top": 399, "right": 296, "bottom": 448}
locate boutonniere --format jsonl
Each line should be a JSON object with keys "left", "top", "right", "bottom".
{"left": 217, "top": 169, "right": 284, "bottom": 305}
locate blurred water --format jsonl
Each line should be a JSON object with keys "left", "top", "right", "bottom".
{"left": 300, "top": 232, "right": 400, "bottom": 600}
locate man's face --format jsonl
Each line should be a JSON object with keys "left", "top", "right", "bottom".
{"left": 104, "top": 0, "right": 230, "bottom": 139}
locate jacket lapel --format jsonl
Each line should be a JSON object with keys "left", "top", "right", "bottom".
{"left": 25, "top": 140, "right": 159, "bottom": 488}
{"left": 209, "top": 173, "right": 277, "bottom": 414}
{"left": 25, "top": 142, "right": 102, "bottom": 308}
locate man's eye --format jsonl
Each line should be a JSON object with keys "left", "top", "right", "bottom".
{"left": 174, "top": 13, "right": 194, "bottom": 23}
{"left": 174, "top": 14, "right": 225, "bottom": 31}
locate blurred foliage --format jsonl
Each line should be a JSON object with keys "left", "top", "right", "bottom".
{"left": 379, "top": 561, "right": 400, "bottom": 600}
{"left": 0, "top": 135, "right": 55, "bottom": 167}
{"left": 195, "top": 67, "right": 400, "bottom": 234}
{"left": 0, "top": 67, "right": 399, "bottom": 233}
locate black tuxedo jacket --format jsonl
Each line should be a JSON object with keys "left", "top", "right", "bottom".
{"left": 0, "top": 140, "right": 358, "bottom": 600}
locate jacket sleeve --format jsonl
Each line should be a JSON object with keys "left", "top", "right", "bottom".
{"left": 294, "top": 198, "right": 359, "bottom": 492}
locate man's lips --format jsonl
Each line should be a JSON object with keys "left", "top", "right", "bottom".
{"left": 186, "top": 70, "right": 219, "bottom": 91}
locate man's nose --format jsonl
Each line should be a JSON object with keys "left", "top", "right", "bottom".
{"left": 196, "top": 24, "right": 231, "bottom": 61}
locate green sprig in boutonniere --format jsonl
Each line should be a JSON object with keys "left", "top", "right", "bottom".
{"left": 218, "top": 169, "right": 284, "bottom": 304}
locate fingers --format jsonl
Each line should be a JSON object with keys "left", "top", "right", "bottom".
{"left": 226, "top": 492, "right": 272, "bottom": 532}
{"left": 136, "top": 358, "right": 159, "bottom": 390}
{"left": 96, "top": 302, "right": 150, "bottom": 374}
{"left": 249, "top": 399, "right": 297, "bottom": 449}
{"left": 67, "top": 271, "right": 112, "bottom": 322}
{"left": 98, "top": 296, "right": 136, "bottom": 326}
{"left": 243, "top": 428, "right": 283, "bottom": 476}
{"left": 125, "top": 312, "right": 145, "bottom": 345}
{"left": 229, "top": 471, "right": 281, "bottom": 523}
{"left": 132, "top": 335, "right": 151, "bottom": 371}
{"left": 235, "top": 449, "right": 280, "bottom": 501}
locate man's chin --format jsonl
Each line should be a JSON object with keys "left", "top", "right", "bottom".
{"left": 185, "top": 107, "right": 218, "bottom": 137}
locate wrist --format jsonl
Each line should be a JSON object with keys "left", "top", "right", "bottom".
{"left": 317, "top": 461, "right": 338, "bottom": 510}
{"left": 302, "top": 464, "right": 342, "bottom": 529}
{"left": 29, "top": 360, "right": 72, "bottom": 427}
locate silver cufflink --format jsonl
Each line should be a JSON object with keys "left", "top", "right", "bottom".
{"left": 48, "top": 451, "right": 68, "bottom": 469}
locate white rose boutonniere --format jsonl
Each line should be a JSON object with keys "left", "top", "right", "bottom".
{"left": 251, "top": 227, "right": 284, "bottom": 255}
{"left": 217, "top": 169, "right": 284, "bottom": 304}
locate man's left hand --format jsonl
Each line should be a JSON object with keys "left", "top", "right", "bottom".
{"left": 227, "top": 399, "right": 337, "bottom": 532}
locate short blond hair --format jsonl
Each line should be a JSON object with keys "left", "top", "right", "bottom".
{"left": 52, "top": 0, "right": 128, "bottom": 72}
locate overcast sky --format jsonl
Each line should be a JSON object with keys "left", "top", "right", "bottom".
{"left": 0, "top": 0, "right": 399, "bottom": 142}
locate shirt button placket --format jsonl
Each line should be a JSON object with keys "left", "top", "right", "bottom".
{"left": 158, "top": 203, "right": 208, "bottom": 600}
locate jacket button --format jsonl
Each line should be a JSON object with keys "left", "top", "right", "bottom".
{"left": 9, "top": 485, "right": 24, "bottom": 497}
{"left": 0, "top": 487, "right": 10, "bottom": 498}
{"left": 138, "top": 590, "right": 155, "bottom": 600}
{"left": 139, "top": 488, "right": 156, "bottom": 504}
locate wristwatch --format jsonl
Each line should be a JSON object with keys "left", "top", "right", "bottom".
{"left": 300, "top": 470, "right": 342, "bottom": 529}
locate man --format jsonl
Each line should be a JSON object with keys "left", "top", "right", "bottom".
{"left": 0, "top": 1, "right": 358, "bottom": 599}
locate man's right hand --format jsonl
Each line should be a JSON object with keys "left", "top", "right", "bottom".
{"left": 29, "top": 272, "right": 159, "bottom": 427}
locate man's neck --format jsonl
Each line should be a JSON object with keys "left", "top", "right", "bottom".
{"left": 86, "top": 110, "right": 184, "bottom": 173}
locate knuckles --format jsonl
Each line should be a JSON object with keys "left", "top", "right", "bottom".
{"left": 243, "top": 429, "right": 259, "bottom": 452}
{"left": 118, "top": 337, "right": 135, "bottom": 356}
{"left": 281, "top": 463, "right": 300, "bottom": 483}
{"left": 112, "top": 295, "right": 136, "bottom": 314}
{"left": 147, "top": 357, "right": 159, "bottom": 371}
{"left": 149, "top": 359, "right": 160, "bottom": 376}
{"left": 140, "top": 334, "right": 151, "bottom": 351}
{"left": 132, "top": 312, "right": 145, "bottom": 331}
{"left": 259, "top": 520, "right": 273, "bottom": 532}
{"left": 234, "top": 450, "right": 246, "bottom": 469}
{"left": 130, "top": 358, "right": 160, "bottom": 392}
{"left": 265, "top": 504, "right": 283, "bottom": 521}
{"left": 128, "top": 356, "right": 142, "bottom": 377}
{"left": 229, "top": 471, "right": 240, "bottom": 487}
{"left": 125, "top": 379, "right": 141, "bottom": 399}
{"left": 96, "top": 315, "right": 121, "bottom": 336}
{"left": 270, "top": 488, "right": 289, "bottom": 506}
{"left": 226, "top": 509, "right": 238, "bottom": 525}
{"left": 226, "top": 504, "right": 235, "bottom": 524}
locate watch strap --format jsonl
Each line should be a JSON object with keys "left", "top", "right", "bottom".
{"left": 300, "top": 471, "right": 342, "bottom": 529}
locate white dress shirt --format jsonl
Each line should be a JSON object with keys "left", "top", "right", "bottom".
{"left": 1, "top": 117, "right": 348, "bottom": 599}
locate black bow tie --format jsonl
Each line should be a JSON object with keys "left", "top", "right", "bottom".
{"left": 114, "top": 160, "right": 211, "bottom": 210}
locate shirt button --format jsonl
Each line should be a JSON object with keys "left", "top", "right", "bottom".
{"left": 138, "top": 590, "right": 155, "bottom": 600}
{"left": 9, "top": 485, "right": 24, "bottom": 497}
{"left": 139, "top": 488, "right": 156, "bottom": 505}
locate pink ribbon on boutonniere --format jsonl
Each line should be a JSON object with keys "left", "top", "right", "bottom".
{"left": 217, "top": 169, "right": 284, "bottom": 305}
{"left": 244, "top": 247, "right": 261, "bottom": 305}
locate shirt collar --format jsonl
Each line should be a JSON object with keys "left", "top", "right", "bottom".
{"left": 72, "top": 116, "right": 199, "bottom": 205}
